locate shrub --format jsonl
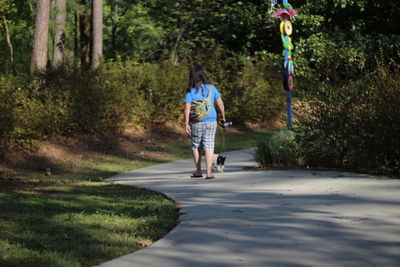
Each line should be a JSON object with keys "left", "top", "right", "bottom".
{"left": 0, "top": 76, "right": 20, "bottom": 152}
{"left": 255, "top": 129, "right": 300, "bottom": 167}
{"left": 294, "top": 82, "right": 367, "bottom": 169}
{"left": 361, "top": 63, "right": 400, "bottom": 175}
{"left": 145, "top": 62, "right": 188, "bottom": 123}
{"left": 0, "top": 57, "right": 285, "bottom": 151}
{"left": 204, "top": 54, "right": 284, "bottom": 124}
{"left": 295, "top": 62, "right": 400, "bottom": 176}
{"left": 0, "top": 74, "right": 47, "bottom": 149}
{"left": 68, "top": 62, "right": 150, "bottom": 132}
{"left": 226, "top": 60, "right": 284, "bottom": 123}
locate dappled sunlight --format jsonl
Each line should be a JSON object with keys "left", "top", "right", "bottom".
{"left": 0, "top": 183, "right": 177, "bottom": 266}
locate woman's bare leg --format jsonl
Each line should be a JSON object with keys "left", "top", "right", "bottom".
{"left": 192, "top": 150, "right": 202, "bottom": 175}
{"left": 205, "top": 150, "right": 214, "bottom": 177}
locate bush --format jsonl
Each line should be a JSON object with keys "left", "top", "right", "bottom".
{"left": 0, "top": 57, "right": 285, "bottom": 152}
{"left": 68, "top": 62, "right": 151, "bottom": 132}
{"left": 255, "top": 129, "right": 300, "bottom": 167}
{"left": 0, "top": 74, "right": 51, "bottom": 149}
{"left": 226, "top": 60, "right": 284, "bottom": 123}
{"left": 294, "top": 82, "right": 366, "bottom": 169}
{"left": 361, "top": 63, "right": 400, "bottom": 175}
{"left": 0, "top": 76, "right": 20, "bottom": 151}
{"left": 295, "top": 62, "right": 400, "bottom": 176}
{"left": 144, "top": 62, "right": 188, "bottom": 123}
{"left": 204, "top": 54, "right": 284, "bottom": 123}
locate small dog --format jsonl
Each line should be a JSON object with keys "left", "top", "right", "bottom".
{"left": 212, "top": 154, "right": 227, "bottom": 173}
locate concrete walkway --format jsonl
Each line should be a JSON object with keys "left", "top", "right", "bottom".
{"left": 100, "top": 149, "right": 400, "bottom": 267}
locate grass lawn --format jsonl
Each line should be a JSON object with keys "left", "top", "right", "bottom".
{"left": 0, "top": 126, "right": 272, "bottom": 266}
{"left": 0, "top": 183, "right": 177, "bottom": 267}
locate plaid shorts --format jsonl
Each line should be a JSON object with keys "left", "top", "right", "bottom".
{"left": 191, "top": 121, "right": 218, "bottom": 151}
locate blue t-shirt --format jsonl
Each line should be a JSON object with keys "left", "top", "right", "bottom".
{"left": 184, "top": 84, "right": 221, "bottom": 122}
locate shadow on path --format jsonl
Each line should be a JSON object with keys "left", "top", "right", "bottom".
{"left": 100, "top": 149, "right": 400, "bottom": 267}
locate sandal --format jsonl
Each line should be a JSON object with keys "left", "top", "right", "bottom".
{"left": 191, "top": 172, "right": 203, "bottom": 178}
{"left": 205, "top": 175, "right": 215, "bottom": 179}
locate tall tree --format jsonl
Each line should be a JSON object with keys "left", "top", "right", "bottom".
{"left": 2, "top": 15, "right": 15, "bottom": 74}
{"left": 80, "top": 0, "right": 90, "bottom": 68}
{"left": 74, "top": 9, "right": 80, "bottom": 68}
{"left": 1, "top": 0, "right": 15, "bottom": 74}
{"left": 91, "top": 0, "right": 102, "bottom": 68}
{"left": 31, "top": 0, "right": 50, "bottom": 72}
{"left": 52, "top": 0, "right": 67, "bottom": 68}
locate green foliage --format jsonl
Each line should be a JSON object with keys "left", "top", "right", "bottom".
{"left": 294, "top": 84, "right": 364, "bottom": 169}
{"left": 0, "top": 0, "right": 33, "bottom": 74}
{"left": 0, "top": 58, "right": 283, "bottom": 151}
{"left": 68, "top": 67, "right": 141, "bottom": 132}
{"left": 147, "top": 62, "right": 188, "bottom": 122}
{"left": 203, "top": 53, "right": 284, "bottom": 123}
{"left": 0, "top": 76, "right": 18, "bottom": 148}
{"left": 361, "top": 62, "right": 400, "bottom": 175}
{"left": 103, "top": 2, "right": 164, "bottom": 61}
{"left": 0, "top": 0, "right": 12, "bottom": 14}
{"left": 295, "top": 62, "right": 400, "bottom": 176}
{"left": 295, "top": 31, "right": 368, "bottom": 98}
{"left": 144, "top": 0, "right": 278, "bottom": 61}
{"left": 293, "top": 0, "right": 400, "bottom": 97}
{"left": 255, "top": 129, "right": 300, "bottom": 167}
{"left": 0, "top": 74, "right": 46, "bottom": 150}
{"left": 1, "top": 0, "right": 400, "bottom": 74}
{"left": 69, "top": 61, "right": 187, "bottom": 130}
{"left": 226, "top": 59, "right": 283, "bottom": 123}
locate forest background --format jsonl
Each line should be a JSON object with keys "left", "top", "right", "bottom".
{"left": 0, "top": 0, "right": 399, "bottom": 175}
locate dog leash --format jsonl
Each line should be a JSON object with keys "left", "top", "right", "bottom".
{"left": 219, "top": 121, "right": 232, "bottom": 154}
{"left": 220, "top": 126, "right": 226, "bottom": 154}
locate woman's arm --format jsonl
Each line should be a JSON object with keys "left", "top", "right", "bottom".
{"left": 215, "top": 98, "right": 226, "bottom": 122}
{"left": 184, "top": 102, "right": 191, "bottom": 136}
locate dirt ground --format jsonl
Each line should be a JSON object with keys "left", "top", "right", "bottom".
{"left": 0, "top": 121, "right": 276, "bottom": 188}
{"left": 0, "top": 123, "right": 178, "bottom": 186}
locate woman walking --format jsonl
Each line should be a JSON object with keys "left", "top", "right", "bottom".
{"left": 184, "top": 65, "right": 225, "bottom": 179}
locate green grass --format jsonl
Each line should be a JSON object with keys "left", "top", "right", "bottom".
{"left": 215, "top": 128, "right": 274, "bottom": 152}
{"left": 16, "top": 152, "right": 174, "bottom": 187}
{"left": 146, "top": 128, "right": 272, "bottom": 158}
{"left": 0, "top": 183, "right": 177, "bottom": 266}
{"left": 0, "top": 128, "right": 272, "bottom": 266}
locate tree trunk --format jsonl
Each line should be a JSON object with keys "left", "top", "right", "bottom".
{"left": 110, "top": 1, "right": 118, "bottom": 56}
{"left": 111, "top": 24, "right": 118, "bottom": 57}
{"left": 91, "top": 0, "right": 103, "bottom": 69}
{"left": 52, "top": 0, "right": 67, "bottom": 68}
{"left": 30, "top": 0, "right": 50, "bottom": 73}
{"left": 171, "top": 24, "right": 186, "bottom": 65}
{"left": 3, "top": 15, "right": 15, "bottom": 74}
{"left": 74, "top": 10, "right": 80, "bottom": 69}
{"left": 80, "top": 0, "right": 90, "bottom": 69}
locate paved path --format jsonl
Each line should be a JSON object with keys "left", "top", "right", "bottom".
{"left": 99, "top": 149, "right": 400, "bottom": 267}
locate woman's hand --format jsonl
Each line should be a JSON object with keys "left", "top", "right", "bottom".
{"left": 185, "top": 125, "right": 192, "bottom": 136}
{"left": 215, "top": 98, "right": 225, "bottom": 124}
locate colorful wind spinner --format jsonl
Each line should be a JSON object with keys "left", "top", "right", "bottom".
{"left": 272, "top": 0, "right": 298, "bottom": 127}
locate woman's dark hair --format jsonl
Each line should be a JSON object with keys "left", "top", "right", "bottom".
{"left": 187, "top": 65, "right": 210, "bottom": 93}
